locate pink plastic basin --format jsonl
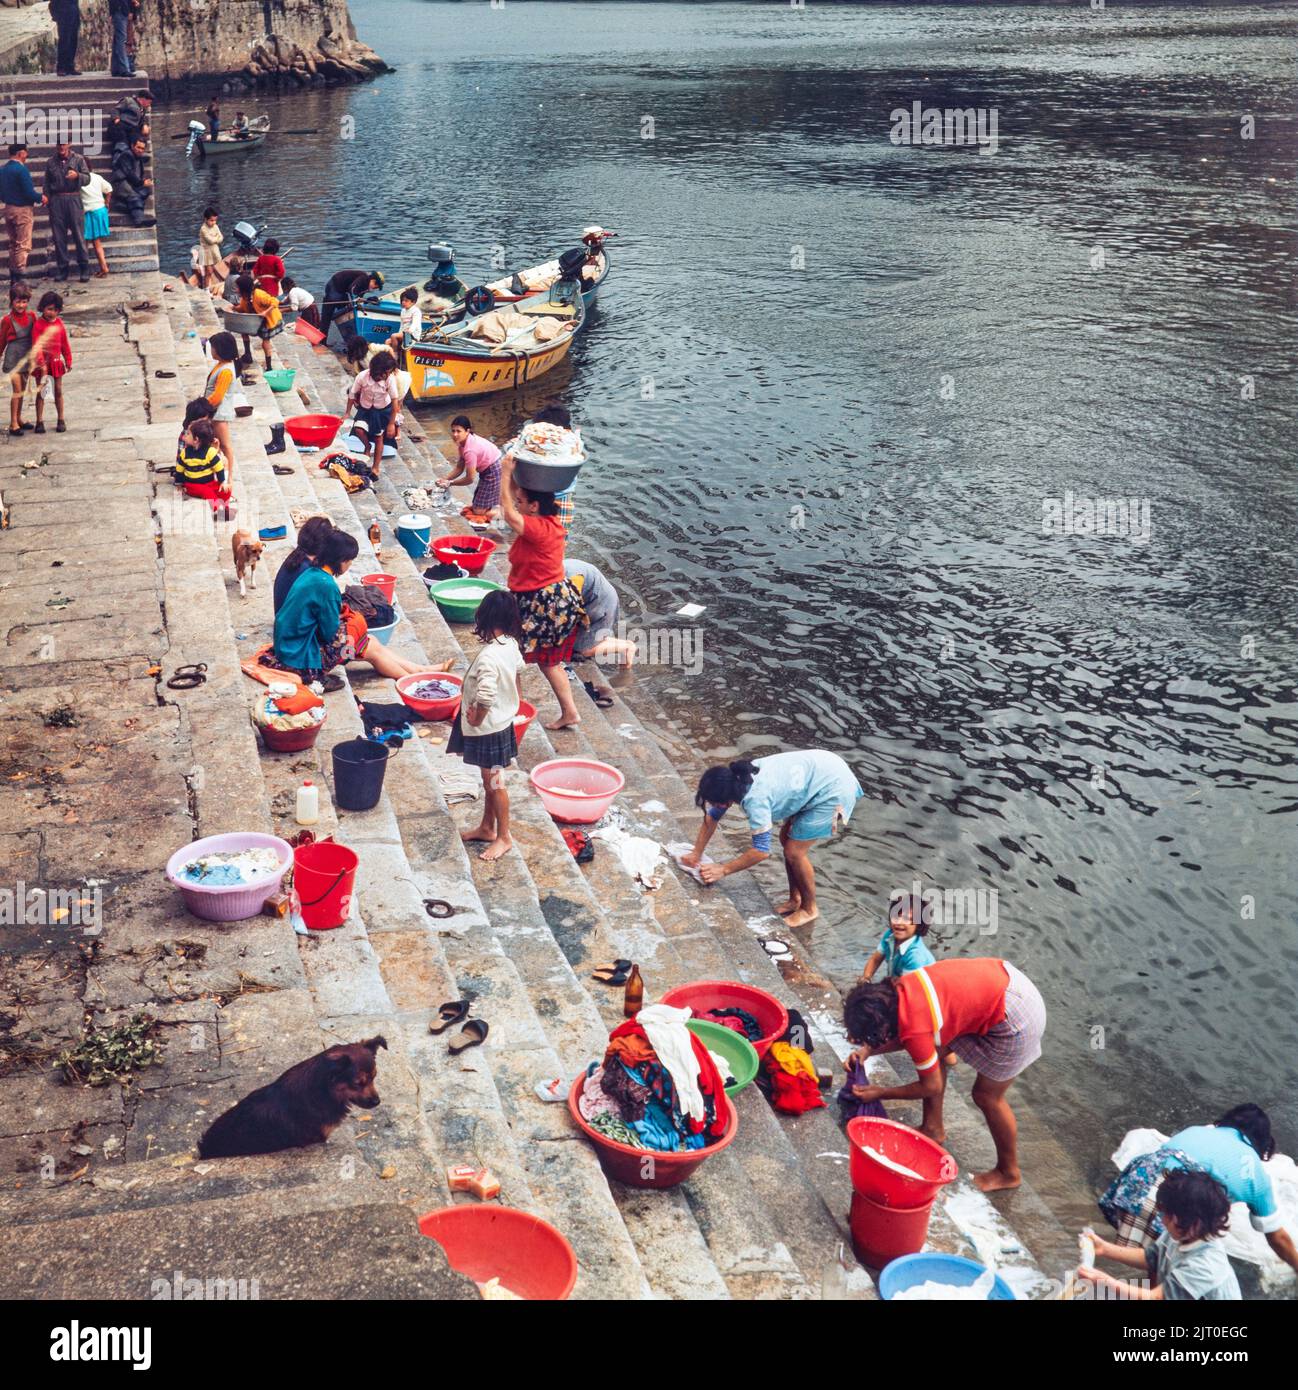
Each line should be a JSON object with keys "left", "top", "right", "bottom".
{"left": 165, "top": 832, "right": 294, "bottom": 923}
{"left": 529, "top": 758, "right": 624, "bottom": 823}
{"left": 846, "top": 1115, "right": 958, "bottom": 1206}
{"left": 418, "top": 1206, "right": 577, "bottom": 1300}
{"left": 513, "top": 699, "right": 536, "bottom": 744}
{"left": 567, "top": 1075, "right": 738, "bottom": 1189}
{"left": 283, "top": 413, "right": 342, "bottom": 448}
{"left": 430, "top": 534, "right": 497, "bottom": 575}
{"left": 396, "top": 670, "right": 463, "bottom": 721}
{"left": 658, "top": 980, "right": 789, "bottom": 1059}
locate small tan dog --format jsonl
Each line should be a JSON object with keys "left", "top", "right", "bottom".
{"left": 232, "top": 530, "right": 264, "bottom": 598}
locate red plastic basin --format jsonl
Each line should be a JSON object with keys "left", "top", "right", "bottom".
{"left": 258, "top": 722, "right": 324, "bottom": 753}
{"left": 418, "top": 1206, "right": 577, "bottom": 1300}
{"left": 846, "top": 1115, "right": 957, "bottom": 1206}
{"left": 513, "top": 699, "right": 536, "bottom": 744}
{"left": 396, "top": 670, "right": 463, "bottom": 721}
{"left": 658, "top": 980, "right": 789, "bottom": 1059}
{"left": 284, "top": 413, "right": 342, "bottom": 448}
{"left": 430, "top": 534, "right": 497, "bottom": 575}
{"left": 567, "top": 1075, "right": 738, "bottom": 1189}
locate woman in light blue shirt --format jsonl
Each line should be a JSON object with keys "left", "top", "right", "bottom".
{"left": 680, "top": 750, "right": 862, "bottom": 927}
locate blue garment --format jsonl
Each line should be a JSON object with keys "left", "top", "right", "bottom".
{"left": 628, "top": 1096, "right": 705, "bottom": 1152}
{"left": 1147, "top": 1231, "right": 1241, "bottom": 1300}
{"left": 0, "top": 159, "right": 38, "bottom": 207}
{"left": 878, "top": 929, "right": 936, "bottom": 978}
{"left": 110, "top": 10, "right": 133, "bottom": 76}
{"left": 84, "top": 206, "right": 110, "bottom": 242}
{"left": 710, "top": 750, "right": 863, "bottom": 847}
{"left": 1165, "top": 1126, "right": 1279, "bottom": 1230}
{"left": 273, "top": 566, "right": 342, "bottom": 674}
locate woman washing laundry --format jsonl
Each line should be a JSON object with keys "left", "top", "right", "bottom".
{"left": 842, "top": 956, "right": 1048, "bottom": 1192}
{"left": 498, "top": 446, "right": 586, "bottom": 731}
{"left": 1098, "top": 1103, "right": 1298, "bottom": 1271}
{"left": 267, "top": 526, "right": 444, "bottom": 688}
{"left": 680, "top": 750, "right": 862, "bottom": 927}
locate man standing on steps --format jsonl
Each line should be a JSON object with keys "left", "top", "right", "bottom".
{"left": 0, "top": 144, "right": 46, "bottom": 284}
{"left": 43, "top": 142, "right": 91, "bottom": 283}
{"left": 109, "top": 0, "right": 141, "bottom": 78}
{"left": 110, "top": 136, "right": 155, "bottom": 228}
{"left": 50, "top": 0, "right": 81, "bottom": 77}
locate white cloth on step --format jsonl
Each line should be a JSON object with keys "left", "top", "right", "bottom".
{"left": 591, "top": 826, "right": 664, "bottom": 890}
{"left": 667, "top": 841, "right": 715, "bottom": 884}
{"left": 433, "top": 755, "right": 482, "bottom": 804}
{"left": 635, "top": 1002, "right": 704, "bottom": 1124}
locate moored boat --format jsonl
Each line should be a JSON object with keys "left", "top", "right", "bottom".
{"left": 404, "top": 274, "right": 585, "bottom": 402}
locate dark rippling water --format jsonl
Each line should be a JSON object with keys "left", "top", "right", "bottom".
{"left": 154, "top": 3, "right": 1298, "bottom": 1201}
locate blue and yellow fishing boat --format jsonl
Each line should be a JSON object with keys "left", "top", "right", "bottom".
{"left": 338, "top": 227, "right": 613, "bottom": 346}
{"left": 404, "top": 274, "right": 585, "bottom": 403}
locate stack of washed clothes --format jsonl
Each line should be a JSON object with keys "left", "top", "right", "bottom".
{"left": 577, "top": 1003, "right": 728, "bottom": 1152}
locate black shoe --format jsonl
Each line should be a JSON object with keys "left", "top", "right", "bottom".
{"left": 79, "top": 271, "right": 90, "bottom": 283}
{"left": 132, "top": 218, "right": 157, "bottom": 229}
{"left": 54, "top": 271, "right": 68, "bottom": 283}
{"left": 265, "top": 423, "right": 286, "bottom": 455}
{"left": 34, "top": 422, "right": 45, "bottom": 434}
{"left": 55, "top": 421, "right": 66, "bottom": 433}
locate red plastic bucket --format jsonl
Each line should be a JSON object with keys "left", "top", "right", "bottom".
{"left": 849, "top": 1188, "right": 934, "bottom": 1268}
{"left": 514, "top": 699, "right": 536, "bottom": 744}
{"left": 361, "top": 572, "right": 396, "bottom": 603}
{"left": 293, "top": 840, "right": 358, "bottom": 930}
{"left": 567, "top": 1075, "right": 738, "bottom": 1188}
{"left": 846, "top": 1116, "right": 958, "bottom": 1206}
{"left": 418, "top": 1206, "right": 577, "bottom": 1300}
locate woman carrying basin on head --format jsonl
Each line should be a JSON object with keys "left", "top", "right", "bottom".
{"left": 679, "top": 749, "right": 862, "bottom": 927}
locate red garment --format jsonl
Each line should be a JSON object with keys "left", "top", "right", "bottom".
{"left": 605, "top": 1032, "right": 657, "bottom": 1070}
{"left": 766, "top": 1067, "right": 826, "bottom": 1115}
{"left": 0, "top": 309, "right": 34, "bottom": 352}
{"left": 507, "top": 514, "right": 565, "bottom": 591}
{"left": 711, "top": 1016, "right": 748, "bottom": 1037}
{"left": 896, "top": 958, "right": 1010, "bottom": 1075}
{"left": 252, "top": 253, "right": 285, "bottom": 296}
{"left": 31, "top": 316, "right": 71, "bottom": 375}
{"left": 606, "top": 1019, "right": 729, "bottom": 1140}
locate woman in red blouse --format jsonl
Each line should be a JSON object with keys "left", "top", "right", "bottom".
{"left": 843, "top": 956, "right": 1046, "bottom": 1192}
{"left": 251, "top": 237, "right": 285, "bottom": 296}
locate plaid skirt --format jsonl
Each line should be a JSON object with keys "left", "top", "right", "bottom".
{"left": 472, "top": 462, "right": 501, "bottom": 512}
{"left": 1099, "top": 1146, "right": 1204, "bottom": 1247}
{"left": 447, "top": 720, "right": 517, "bottom": 769}
{"left": 515, "top": 578, "right": 585, "bottom": 667}
{"left": 947, "top": 963, "right": 1046, "bottom": 1082}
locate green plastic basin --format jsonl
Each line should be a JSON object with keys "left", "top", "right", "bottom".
{"left": 264, "top": 367, "right": 297, "bottom": 392}
{"left": 686, "top": 1019, "right": 760, "bottom": 1098}
{"left": 428, "top": 577, "right": 504, "bottom": 623}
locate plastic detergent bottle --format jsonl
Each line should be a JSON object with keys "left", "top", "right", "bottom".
{"left": 295, "top": 779, "right": 319, "bottom": 826}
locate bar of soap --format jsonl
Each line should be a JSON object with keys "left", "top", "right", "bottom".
{"left": 446, "top": 1164, "right": 478, "bottom": 1192}
{"left": 468, "top": 1168, "right": 500, "bottom": 1200}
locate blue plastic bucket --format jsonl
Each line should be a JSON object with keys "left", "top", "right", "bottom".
{"left": 395, "top": 513, "right": 431, "bottom": 560}
{"left": 878, "top": 1253, "right": 1015, "bottom": 1301}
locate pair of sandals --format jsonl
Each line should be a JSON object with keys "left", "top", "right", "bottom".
{"left": 591, "top": 958, "right": 633, "bottom": 986}
{"left": 429, "top": 997, "right": 488, "bottom": 1054}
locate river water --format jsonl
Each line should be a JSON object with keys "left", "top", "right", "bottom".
{"left": 153, "top": 3, "right": 1298, "bottom": 1208}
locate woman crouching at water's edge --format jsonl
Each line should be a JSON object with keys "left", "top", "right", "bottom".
{"left": 680, "top": 749, "right": 862, "bottom": 927}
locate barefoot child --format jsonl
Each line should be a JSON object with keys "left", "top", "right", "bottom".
{"left": 31, "top": 291, "right": 71, "bottom": 433}
{"left": 860, "top": 894, "right": 957, "bottom": 1066}
{"left": 82, "top": 169, "right": 113, "bottom": 278}
{"left": 437, "top": 414, "right": 502, "bottom": 524}
{"left": 197, "top": 207, "right": 223, "bottom": 289}
{"left": 345, "top": 348, "right": 402, "bottom": 480}
{"left": 1078, "top": 1171, "right": 1241, "bottom": 1300}
{"left": 0, "top": 283, "right": 35, "bottom": 436}
{"left": 234, "top": 272, "right": 282, "bottom": 372}
{"left": 451, "top": 590, "right": 525, "bottom": 862}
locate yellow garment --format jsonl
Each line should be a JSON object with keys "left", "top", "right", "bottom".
{"left": 769, "top": 1041, "right": 817, "bottom": 1081}
{"left": 241, "top": 287, "right": 282, "bottom": 331}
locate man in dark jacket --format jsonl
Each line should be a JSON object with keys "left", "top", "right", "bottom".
{"left": 43, "top": 142, "right": 90, "bottom": 281}
{"left": 106, "top": 91, "right": 152, "bottom": 150}
{"left": 110, "top": 136, "right": 154, "bottom": 228}
{"left": 109, "top": 1, "right": 141, "bottom": 78}
{"left": 320, "top": 268, "right": 384, "bottom": 338}
{"left": 50, "top": 0, "right": 80, "bottom": 77}
{"left": 0, "top": 144, "right": 46, "bottom": 282}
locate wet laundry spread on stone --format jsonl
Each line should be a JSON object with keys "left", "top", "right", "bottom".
{"left": 180, "top": 847, "right": 283, "bottom": 885}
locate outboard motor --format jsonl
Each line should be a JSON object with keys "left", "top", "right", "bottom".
{"left": 233, "top": 221, "right": 265, "bottom": 255}
{"left": 184, "top": 120, "right": 207, "bottom": 158}
{"left": 557, "top": 247, "right": 588, "bottom": 283}
{"left": 424, "top": 242, "right": 461, "bottom": 297}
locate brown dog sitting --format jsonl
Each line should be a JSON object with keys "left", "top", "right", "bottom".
{"left": 197, "top": 1036, "right": 387, "bottom": 1159}
{"left": 231, "top": 529, "right": 264, "bottom": 599}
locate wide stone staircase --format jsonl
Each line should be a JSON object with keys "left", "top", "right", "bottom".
{"left": 0, "top": 73, "right": 160, "bottom": 279}
{"left": 0, "top": 272, "right": 1082, "bottom": 1299}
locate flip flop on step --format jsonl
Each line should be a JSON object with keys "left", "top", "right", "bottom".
{"left": 428, "top": 999, "right": 472, "bottom": 1034}
{"left": 592, "top": 961, "right": 632, "bottom": 985}
{"left": 582, "top": 679, "right": 614, "bottom": 709}
{"left": 448, "top": 1018, "right": 489, "bottom": 1055}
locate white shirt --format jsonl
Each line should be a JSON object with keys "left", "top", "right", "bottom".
{"left": 400, "top": 303, "right": 422, "bottom": 339}
{"left": 459, "top": 636, "right": 523, "bottom": 737}
{"left": 81, "top": 172, "right": 112, "bottom": 213}
{"left": 283, "top": 285, "right": 314, "bottom": 311}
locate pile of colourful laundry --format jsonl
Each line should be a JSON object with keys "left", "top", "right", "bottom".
{"left": 754, "top": 1007, "right": 827, "bottom": 1116}
{"left": 577, "top": 1003, "right": 729, "bottom": 1152}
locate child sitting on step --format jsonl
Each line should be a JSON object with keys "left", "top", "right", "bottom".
{"left": 175, "top": 416, "right": 230, "bottom": 501}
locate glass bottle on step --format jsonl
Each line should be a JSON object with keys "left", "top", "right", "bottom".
{"left": 369, "top": 520, "right": 382, "bottom": 563}
{"left": 622, "top": 964, "right": 643, "bottom": 1018}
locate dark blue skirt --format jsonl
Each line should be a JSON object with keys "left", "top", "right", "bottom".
{"left": 447, "top": 720, "right": 517, "bottom": 769}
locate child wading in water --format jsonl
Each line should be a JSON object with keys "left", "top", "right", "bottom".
{"left": 0, "top": 283, "right": 35, "bottom": 436}
{"left": 859, "top": 893, "right": 957, "bottom": 1067}
{"left": 31, "top": 291, "right": 71, "bottom": 433}
{"left": 451, "top": 590, "right": 526, "bottom": 862}
{"left": 1079, "top": 1170, "right": 1241, "bottom": 1301}
{"left": 437, "top": 414, "right": 502, "bottom": 524}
